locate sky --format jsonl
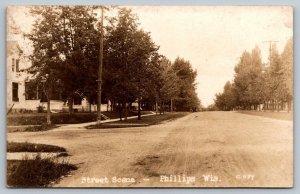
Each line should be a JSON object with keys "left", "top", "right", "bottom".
{"left": 8, "top": 6, "right": 293, "bottom": 107}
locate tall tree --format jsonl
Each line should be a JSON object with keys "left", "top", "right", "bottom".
{"left": 172, "top": 57, "right": 200, "bottom": 111}
{"left": 26, "top": 6, "right": 63, "bottom": 124}
{"left": 56, "top": 6, "right": 101, "bottom": 113}
{"left": 104, "top": 8, "right": 159, "bottom": 120}
{"left": 215, "top": 81, "right": 237, "bottom": 111}
{"left": 153, "top": 56, "right": 179, "bottom": 114}
{"left": 281, "top": 37, "right": 293, "bottom": 112}
{"left": 27, "top": 6, "right": 103, "bottom": 116}
{"left": 233, "top": 46, "right": 263, "bottom": 109}
{"left": 268, "top": 44, "right": 288, "bottom": 111}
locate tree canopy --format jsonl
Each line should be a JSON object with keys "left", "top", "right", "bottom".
{"left": 215, "top": 38, "right": 293, "bottom": 112}
{"left": 26, "top": 6, "right": 201, "bottom": 122}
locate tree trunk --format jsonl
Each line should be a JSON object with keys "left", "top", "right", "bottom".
{"left": 89, "top": 101, "right": 92, "bottom": 113}
{"left": 88, "top": 96, "right": 92, "bottom": 113}
{"left": 107, "top": 100, "right": 109, "bottom": 112}
{"left": 138, "top": 98, "right": 141, "bottom": 120}
{"left": 46, "top": 89, "right": 51, "bottom": 125}
{"left": 124, "top": 101, "right": 128, "bottom": 121}
{"left": 118, "top": 103, "right": 122, "bottom": 121}
{"left": 68, "top": 97, "right": 74, "bottom": 114}
{"left": 111, "top": 99, "right": 114, "bottom": 112}
{"left": 46, "top": 98, "right": 51, "bottom": 125}
{"left": 159, "top": 101, "right": 162, "bottom": 115}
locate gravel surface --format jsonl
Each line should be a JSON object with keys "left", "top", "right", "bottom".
{"left": 7, "top": 111, "right": 293, "bottom": 187}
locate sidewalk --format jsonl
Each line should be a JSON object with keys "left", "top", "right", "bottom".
{"left": 53, "top": 112, "right": 156, "bottom": 131}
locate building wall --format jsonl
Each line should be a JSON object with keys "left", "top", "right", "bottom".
{"left": 7, "top": 41, "right": 106, "bottom": 113}
{"left": 7, "top": 41, "right": 29, "bottom": 111}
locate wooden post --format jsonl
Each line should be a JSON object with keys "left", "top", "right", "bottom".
{"left": 97, "top": 7, "right": 104, "bottom": 126}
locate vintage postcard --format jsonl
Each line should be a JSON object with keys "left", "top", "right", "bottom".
{"left": 6, "top": 5, "right": 293, "bottom": 188}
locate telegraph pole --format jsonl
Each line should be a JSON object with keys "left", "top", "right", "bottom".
{"left": 262, "top": 40, "right": 279, "bottom": 112}
{"left": 97, "top": 7, "right": 104, "bottom": 126}
{"left": 262, "top": 40, "right": 279, "bottom": 66}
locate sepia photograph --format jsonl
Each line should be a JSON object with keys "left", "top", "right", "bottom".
{"left": 6, "top": 5, "right": 293, "bottom": 188}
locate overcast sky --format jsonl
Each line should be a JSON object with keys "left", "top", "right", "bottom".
{"left": 8, "top": 6, "right": 293, "bottom": 107}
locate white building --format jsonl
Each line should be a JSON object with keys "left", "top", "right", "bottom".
{"left": 6, "top": 40, "right": 93, "bottom": 113}
{"left": 6, "top": 40, "right": 39, "bottom": 112}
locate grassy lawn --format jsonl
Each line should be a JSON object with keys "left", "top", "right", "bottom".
{"left": 7, "top": 124, "right": 58, "bottom": 133}
{"left": 87, "top": 112, "right": 189, "bottom": 129}
{"left": 7, "top": 112, "right": 98, "bottom": 126}
{"left": 7, "top": 156, "right": 77, "bottom": 187}
{"left": 7, "top": 142, "right": 75, "bottom": 187}
{"left": 7, "top": 111, "right": 153, "bottom": 126}
{"left": 7, "top": 142, "right": 66, "bottom": 153}
{"left": 237, "top": 111, "right": 293, "bottom": 121}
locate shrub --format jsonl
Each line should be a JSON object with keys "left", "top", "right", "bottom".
{"left": 7, "top": 155, "right": 77, "bottom": 187}
{"left": 7, "top": 113, "right": 97, "bottom": 126}
{"left": 37, "top": 105, "right": 45, "bottom": 113}
{"left": 24, "top": 124, "right": 57, "bottom": 132}
{"left": 7, "top": 142, "right": 66, "bottom": 153}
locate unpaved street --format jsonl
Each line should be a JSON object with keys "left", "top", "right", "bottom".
{"left": 7, "top": 112, "right": 293, "bottom": 187}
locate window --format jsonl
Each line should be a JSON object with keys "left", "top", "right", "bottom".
{"left": 35, "top": 83, "right": 63, "bottom": 102}
{"left": 12, "top": 58, "right": 15, "bottom": 72}
{"left": 37, "top": 84, "right": 48, "bottom": 102}
{"left": 74, "top": 96, "right": 82, "bottom": 105}
{"left": 51, "top": 89, "right": 62, "bottom": 100}
{"left": 16, "top": 59, "right": 20, "bottom": 72}
{"left": 12, "top": 82, "right": 19, "bottom": 102}
{"left": 25, "top": 82, "right": 38, "bottom": 100}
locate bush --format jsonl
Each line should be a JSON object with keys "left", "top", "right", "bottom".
{"left": 51, "top": 113, "right": 97, "bottom": 124}
{"left": 37, "top": 105, "right": 45, "bottom": 113}
{"left": 7, "top": 113, "right": 97, "bottom": 126}
{"left": 7, "top": 155, "right": 77, "bottom": 187}
{"left": 7, "top": 114, "right": 46, "bottom": 126}
{"left": 7, "top": 142, "right": 66, "bottom": 153}
{"left": 25, "top": 124, "right": 57, "bottom": 132}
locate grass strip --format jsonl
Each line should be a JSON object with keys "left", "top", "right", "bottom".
{"left": 7, "top": 155, "right": 77, "bottom": 187}
{"left": 7, "top": 142, "right": 66, "bottom": 153}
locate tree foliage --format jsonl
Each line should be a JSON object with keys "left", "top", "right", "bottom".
{"left": 26, "top": 6, "right": 201, "bottom": 122}
{"left": 215, "top": 38, "right": 293, "bottom": 112}
{"left": 103, "top": 8, "right": 159, "bottom": 115}
{"left": 27, "top": 6, "right": 102, "bottom": 115}
{"left": 172, "top": 57, "right": 200, "bottom": 111}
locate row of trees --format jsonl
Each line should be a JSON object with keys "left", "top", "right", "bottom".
{"left": 214, "top": 38, "right": 293, "bottom": 112}
{"left": 26, "top": 6, "right": 200, "bottom": 123}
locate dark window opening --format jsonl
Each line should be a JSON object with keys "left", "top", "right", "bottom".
{"left": 36, "top": 83, "right": 63, "bottom": 102}
{"left": 12, "top": 82, "right": 19, "bottom": 102}
{"left": 74, "top": 96, "right": 82, "bottom": 105}
{"left": 25, "top": 82, "right": 38, "bottom": 100}
{"left": 12, "top": 58, "right": 15, "bottom": 72}
{"left": 51, "top": 89, "right": 62, "bottom": 100}
{"left": 37, "top": 84, "right": 48, "bottom": 102}
{"left": 16, "top": 59, "right": 20, "bottom": 72}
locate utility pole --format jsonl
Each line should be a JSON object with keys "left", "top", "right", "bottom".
{"left": 262, "top": 40, "right": 279, "bottom": 112}
{"left": 97, "top": 7, "right": 104, "bottom": 126}
{"left": 262, "top": 40, "right": 279, "bottom": 66}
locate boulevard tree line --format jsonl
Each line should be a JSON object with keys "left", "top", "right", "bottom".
{"left": 25, "top": 6, "right": 201, "bottom": 124}
{"left": 214, "top": 38, "right": 293, "bottom": 112}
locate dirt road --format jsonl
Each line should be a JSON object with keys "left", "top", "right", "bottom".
{"left": 7, "top": 111, "right": 293, "bottom": 187}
